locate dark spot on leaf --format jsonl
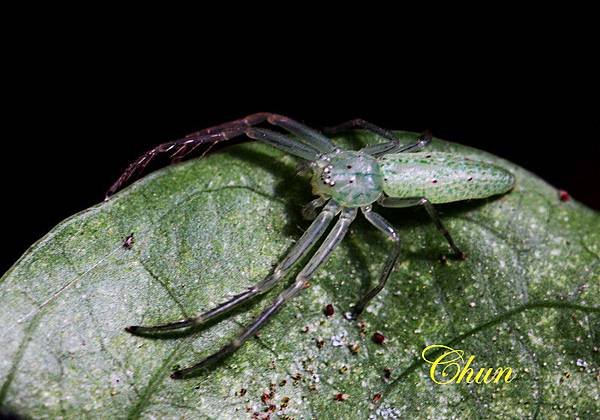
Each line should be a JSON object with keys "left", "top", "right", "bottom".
{"left": 348, "top": 342, "right": 360, "bottom": 354}
{"left": 261, "top": 391, "right": 272, "bottom": 404}
{"left": 122, "top": 233, "right": 135, "bottom": 249}
{"left": 334, "top": 393, "right": 349, "bottom": 401}
{"left": 372, "top": 332, "right": 385, "bottom": 344}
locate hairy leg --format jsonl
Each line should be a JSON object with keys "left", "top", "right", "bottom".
{"left": 106, "top": 113, "right": 335, "bottom": 198}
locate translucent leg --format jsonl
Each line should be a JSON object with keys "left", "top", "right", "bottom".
{"left": 171, "top": 207, "right": 358, "bottom": 379}
{"left": 323, "top": 118, "right": 432, "bottom": 156}
{"left": 267, "top": 114, "right": 335, "bottom": 154}
{"left": 245, "top": 128, "right": 320, "bottom": 161}
{"left": 379, "top": 196, "right": 465, "bottom": 259}
{"left": 324, "top": 118, "right": 398, "bottom": 142}
{"left": 125, "top": 201, "right": 341, "bottom": 334}
{"left": 362, "top": 130, "right": 432, "bottom": 156}
{"left": 350, "top": 206, "right": 401, "bottom": 318}
{"left": 301, "top": 197, "right": 328, "bottom": 220}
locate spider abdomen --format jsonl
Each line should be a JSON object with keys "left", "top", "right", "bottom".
{"left": 380, "top": 152, "right": 515, "bottom": 204}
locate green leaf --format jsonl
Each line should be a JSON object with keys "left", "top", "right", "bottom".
{"left": 1, "top": 132, "right": 599, "bottom": 419}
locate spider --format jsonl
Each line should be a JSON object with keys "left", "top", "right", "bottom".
{"left": 107, "top": 113, "right": 515, "bottom": 379}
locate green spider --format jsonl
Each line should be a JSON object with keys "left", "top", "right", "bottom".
{"left": 106, "top": 113, "right": 514, "bottom": 378}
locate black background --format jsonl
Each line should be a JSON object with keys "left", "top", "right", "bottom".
{"left": 2, "top": 21, "right": 599, "bottom": 276}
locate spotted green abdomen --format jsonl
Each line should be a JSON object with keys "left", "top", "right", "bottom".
{"left": 380, "top": 152, "right": 515, "bottom": 203}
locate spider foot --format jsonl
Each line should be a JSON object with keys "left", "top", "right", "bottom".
{"left": 170, "top": 370, "right": 185, "bottom": 380}
{"left": 170, "top": 351, "right": 222, "bottom": 380}
{"left": 345, "top": 310, "right": 362, "bottom": 321}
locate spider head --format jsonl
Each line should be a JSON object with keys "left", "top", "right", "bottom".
{"left": 311, "top": 149, "right": 384, "bottom": 207}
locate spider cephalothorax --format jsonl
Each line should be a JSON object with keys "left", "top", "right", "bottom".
{"left": 311, "top": 149, "right": 384, "bottom": 207}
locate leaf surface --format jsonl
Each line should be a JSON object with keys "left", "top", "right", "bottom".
{"left": 1, "top": 132, "right": 599, "bottom": 418}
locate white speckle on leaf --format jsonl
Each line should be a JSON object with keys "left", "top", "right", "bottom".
{"left": 331, "top": 330, "right": 348, "bottom": 347}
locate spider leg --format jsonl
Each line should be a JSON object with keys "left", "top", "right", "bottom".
{"left": 106, "top": 113, "right": 271, "bottom": 198}
{"left": 362, "top": 130, "right": 432, "bottom": 156}
{"left": 324, "top": 119, "right": 431, "bottom": 156}
{"left": 170, "top": 112, "right": 273, "bottom": 159}
{"left": 349, "top": 206, "right": 401, "bottom": 318}
{"left": 324, "top": 118, "right": 399, "bottom": 142}
{"left": 106, "top": 113, "right": 334, "bottom": 198}
{"left": 126, "top": 201, "right": 341, "bottom": 334}
{"left": 301, "top": 197, "right": 328, "bottom": 220}
{"left": 171, "top": 207, "right": 358, "bottom": 379}
{"left": 379, "top": 196, "right": 466, "bottom": 259}
{"left": 267, "top": 114, "right": 335, "bottom": 154}
{"left": 245, "top": 128, "right": 321, "bottom": 161}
